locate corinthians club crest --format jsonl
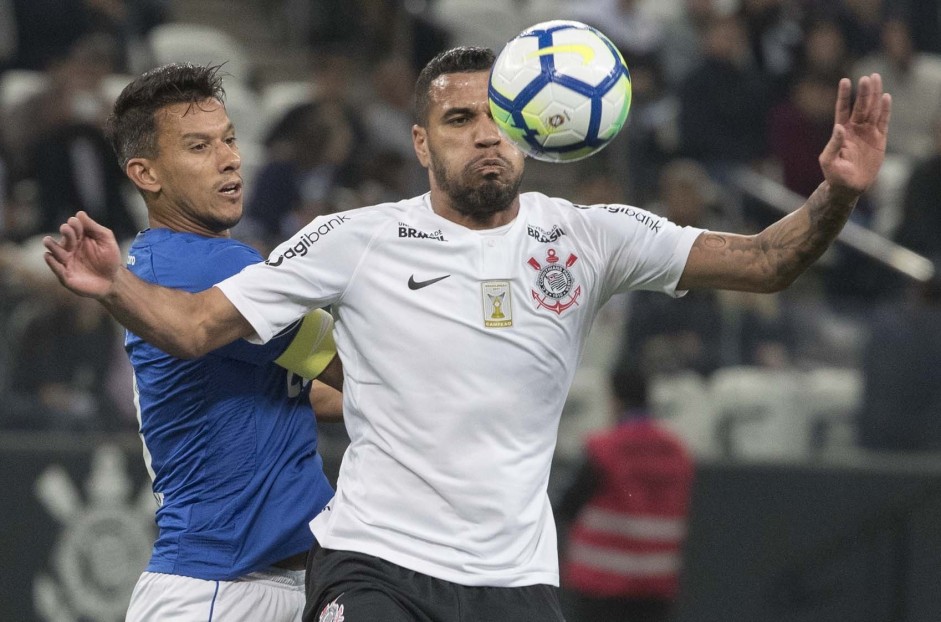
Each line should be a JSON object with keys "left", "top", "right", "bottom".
{"left": 527, "top": 248, "right": 582, "bottom": 315}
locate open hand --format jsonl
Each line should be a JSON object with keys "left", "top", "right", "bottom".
{"left": 42, "top": 211, "right": 123, "bottom": 300}
{"left": 819, "top": 73, "right": 892, "bottom": 200}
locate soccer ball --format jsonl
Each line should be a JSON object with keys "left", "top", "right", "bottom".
{"left": 488, "top": 20, "right": 632, "bottom": 163}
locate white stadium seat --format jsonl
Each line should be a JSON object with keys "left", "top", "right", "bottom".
{"left": 709, "top": 366, "right": 809, "bottom": 460}
{"left": 650, "top": 371, "right": 720, "bottom": 459}
{"left": 0, "top": 70, "right": 48, "bottom": 118}
{"left": 148, "top": 23, "right": 253, "bottom": 84}
{"left": 800, "top": 366, "right": 864, "bottom": 456}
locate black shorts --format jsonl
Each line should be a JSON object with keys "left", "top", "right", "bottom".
{"left": 303, "top": 545, "right": 566, "bottom": 622}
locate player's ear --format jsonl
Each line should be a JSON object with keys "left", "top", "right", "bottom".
{"left": 126, "top": 158, "right": 161, "bottom": 193}
{"left": 413, "top": 124, "right": 430, "bottom": 168}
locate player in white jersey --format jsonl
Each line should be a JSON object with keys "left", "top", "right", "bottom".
{"left": 44, "top": 47, "right": 891, "bottom": 621}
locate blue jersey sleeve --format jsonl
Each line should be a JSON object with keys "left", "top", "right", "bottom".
{"left": 130, "top": 231, "right": 299, "bottom": 364}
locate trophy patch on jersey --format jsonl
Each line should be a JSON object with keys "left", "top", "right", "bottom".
{"left": 527, "top": 249, "right": 582, "bottom": 315}
{"left": 481, "top": 280, "right": 513, "bottom": 328}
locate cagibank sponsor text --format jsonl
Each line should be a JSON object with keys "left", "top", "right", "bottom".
{"left": 266, "top": 214, "right": 350, "bottom": 266}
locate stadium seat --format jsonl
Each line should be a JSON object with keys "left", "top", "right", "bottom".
{"left": 0, "top": 70, "right": 48, "bottom": 119}
{"left": 148, "top": 23, "right": 253, "bottom": 84}
{"left": 708, "top": 366, "right": 809, "bottom": 460}
{"left": 557, "top": 366, "right": 610, "bottom": 461}
{"left": 649, "top": 371, "right": 720, "bottom": 459}
{"left": 431, "top": 0, "right": 536, "bottom": 51}
{"left": 218, "top": 79, "right": 263, "bottom": 144}
{"left": 257, "top": 80, "right": 316, "bottom": 141}
{"left": 102, "top": 73, "right": 137, "bottom": 105}
{"left": 801, "top": 366, "right": 864, "bottom": 456}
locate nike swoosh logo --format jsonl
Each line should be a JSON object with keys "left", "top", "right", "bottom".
{"left": 527, "top": 44, "right": 596, "bottom": 64}
{"left": 408, "top": 274, "right": 451, "bottom": 290}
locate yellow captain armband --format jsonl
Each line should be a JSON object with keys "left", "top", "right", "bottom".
{"left": 275, "top": 308, "right": 337, "bottom": 380}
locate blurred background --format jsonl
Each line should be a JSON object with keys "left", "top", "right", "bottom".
{"left": 1, "top": 0, "right": 941, "bottom": 620}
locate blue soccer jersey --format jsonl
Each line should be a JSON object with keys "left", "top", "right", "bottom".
{"left": 126, "top": 228, "right": 334, "bottom": 580}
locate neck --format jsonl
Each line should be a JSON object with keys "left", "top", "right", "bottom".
{"left": 428, "top": 187, "right": 521, "bottom": 231}
{"left": 148, "top": 212, "right": 230, "bottom": 238}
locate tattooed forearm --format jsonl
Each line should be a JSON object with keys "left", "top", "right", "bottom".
{"left": 681, "top": 182, "right": 858, "bottom": 293}
{"left": 760, "top": 181, "right": 856, "bottom": 289}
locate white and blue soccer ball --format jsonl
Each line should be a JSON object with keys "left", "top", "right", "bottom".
{"left": 488, "top": 20, "right": 632, "bottom": 163}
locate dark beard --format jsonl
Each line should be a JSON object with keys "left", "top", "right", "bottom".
{"left": 431, "top": 155, "right": 522, "bottom": 223}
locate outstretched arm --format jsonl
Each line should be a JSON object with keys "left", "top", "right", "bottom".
{"left": 678, "top": 73, "right": 892, "bottom": 293}
{"left": 43, "top": 211, "right": 254, "bottom": 358}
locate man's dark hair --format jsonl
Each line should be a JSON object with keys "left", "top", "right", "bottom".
{"left": 414, "top": 47, "right": 495, "bottom": 125}
{"left": 105, "top": 63, "right": 226, "bottom": 168}
{"left": 609, "top": 366, "right": 649, "bottom": 411}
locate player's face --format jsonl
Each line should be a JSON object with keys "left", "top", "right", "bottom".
{"left": 149, "top": 98, "right": 242, "bottom": 235}
{"left": 414, "top": 70, "right": 524, "bottom": 225}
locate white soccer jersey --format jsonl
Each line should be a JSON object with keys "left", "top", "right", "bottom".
{"left": 216, "top": 191, "right": 703, "bottom": 588}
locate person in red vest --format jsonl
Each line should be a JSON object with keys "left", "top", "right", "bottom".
{"left": 558, "top": 366, "right": 694, "bottom": 622}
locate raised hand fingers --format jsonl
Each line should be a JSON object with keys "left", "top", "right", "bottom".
{"left": 877, "top": 91, "right": 892, "bottom": 135}
{"left": 850, "top": 73, "right": 887, "bottom": 126}
{"left": 834, "top": 77, "right": 852, "bottom": 126}
{"left": 58, "top": 217, "right": 81, "bottom": 251}
{"left": 850, "top": 74, "right": 873, "bottom": 124}
{"left": 42, "top": 234, "right": 70, "bottom": 264}
{"left": 77, "top": 210, "right": 108, "bottom": 238}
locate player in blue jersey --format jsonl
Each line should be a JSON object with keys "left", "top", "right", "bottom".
{"left": 100, "top": 63, "right": 343, "bottom": 621}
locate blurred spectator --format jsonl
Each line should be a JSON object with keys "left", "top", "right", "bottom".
{"left": 615, "top": 159, "right": 726, "bottom": 378}
{"left": 737, "top": 0, "right": 805, "bottom": 101}
{"left": 4, "top": 33, "right": 141, "bottom": 243}
{"left": 8, "top": 0, "right": 165, "bottom": 73}
{"left": 852, "top": 16, "right": 941, "bottom": 161}
{"left": 0, "top": 142, "right": 9, "bottom": 239}
{"left": 857, "top": 268, "right": 941, "bottom": 452}
{"left": 893, "top": 115, "right": 941, "bottom": 259}
{"left": 620, "top": 53, "right": 680, "bottom": 206}
{"left": 243, "top": 46, "right": 371, "bottom": 249}
{"left": 1, "top": 236, "right": 128, "bottom": 431}
{"left": 676, "top": 13, "right": 770, "bottom": 173}
{"left": 361, "top": 55, "right": 426, "bottom": 197}
{"left": 658, "top": 0, "right": 723, "bottom": 89}
{"left": 557, "top": 367, "right": 694, "bottom": 622}
{"left": 614, "top": 159, "right": 796, "bottom": 377}
{"left": 907, "top": 0, "right": 941, "bottom": 54}
{"left": 245, "top": 99, "right": 363, "bottom": 252}
{"left": 796, "top": 16, "right": 852, "bottom": 80}
{"left": 767, "top": 71, "right": 835, "bottom": 199}
{"left": 9, "top": 0, "right": 98, "bottom": 71}
{"left": 0, "top": 0, "right": 15, "bottom": 70}
{"left": 567, "top": 0, "right": 665, "bottom": 59}
{"left": 571, "top": 166, "right": 629, "bottom": 207}
{"left": 827, "top": 0, "right": 884, "bottom": 59}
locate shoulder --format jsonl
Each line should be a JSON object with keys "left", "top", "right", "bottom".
{"left": 317, "top": 196, "right": 427, "bottom": 239}
{"left": 130, "top": 230, "right": 263, "bottom": 289}
{"left": 523, "top": 192, "right": 668, "bottom": 232}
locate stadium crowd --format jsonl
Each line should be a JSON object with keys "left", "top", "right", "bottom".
{"left": 2, "top": 0, "right": 939, "bottom": 445}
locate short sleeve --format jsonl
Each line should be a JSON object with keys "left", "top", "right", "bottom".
{"left": 580, "top": 204, "right": 703, "bottom": 297}
{"left": 216, "top": 210, "right": 369, "bottom": 343}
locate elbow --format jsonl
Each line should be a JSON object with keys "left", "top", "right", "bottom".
{"left": 762, "top": 274, "right": 796, "bottom": 293}
{"left": 164, "top": 342, "right": 206, "bottom": 360}
{"left": 162, "top": 329, "right": 217, "bottom": 359}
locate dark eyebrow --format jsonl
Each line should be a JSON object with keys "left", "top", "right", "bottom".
{"left": 442, "top": 106, "right": 475, "bottom": 118}
{"left": 181, "top": 124, "right": 236, "bottom": 141}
